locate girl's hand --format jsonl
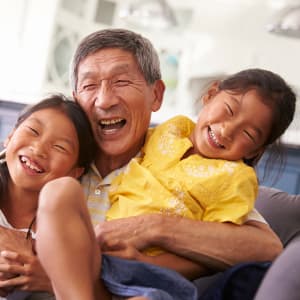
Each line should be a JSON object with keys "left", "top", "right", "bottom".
{"left": 0, "top": 250, "right": 53, "bottom": 293}
{"left": 102, "top": 240, "right": 144, "bottom": 261}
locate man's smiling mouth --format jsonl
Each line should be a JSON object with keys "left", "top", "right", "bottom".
{"left": 99, "top": 118, "right": 126, "bottom": 130}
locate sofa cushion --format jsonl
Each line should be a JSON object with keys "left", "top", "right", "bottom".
{"left": 195, "top": 186, "right": 300, "bottom": 296}
{"left": 255, "top": 186, "right": 300, "bottom": 247}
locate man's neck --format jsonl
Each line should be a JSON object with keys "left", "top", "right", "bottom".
{"left": 94, "top": 150, "right": 140, "bottom": 178}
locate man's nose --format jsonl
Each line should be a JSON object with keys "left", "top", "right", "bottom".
{"left": 94, "top": 81, "right": 119, "bottom": 109}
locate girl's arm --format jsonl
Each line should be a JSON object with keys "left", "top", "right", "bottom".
{"left": 102, "top": 239, "right": 210, "bottom": 279}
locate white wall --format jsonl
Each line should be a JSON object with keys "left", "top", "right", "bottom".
{"left": 0, "top": 0, "right": 59, "bottom": 103}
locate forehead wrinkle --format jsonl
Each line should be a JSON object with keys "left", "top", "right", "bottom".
{"left": 83, "top": 62, "right": 130, "bottom": 75}
{"left": 78, "top": 63, "right": 133, "bottom": 83}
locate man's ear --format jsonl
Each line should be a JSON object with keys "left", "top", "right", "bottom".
{"left": 151, "top": 79, "right": 165, "bottom": 112}
{"left": 72, "top": 91, "right": 78, "bottom": 103}
{"left": 202, "top": 81, "right": 220, "bottom": 105}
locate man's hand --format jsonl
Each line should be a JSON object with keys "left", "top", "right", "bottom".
{"left": 98, "top": 219, "right": 210, "bottom": 279}
{"left": 95, "top": 215, "right": 162, "bottom": 251}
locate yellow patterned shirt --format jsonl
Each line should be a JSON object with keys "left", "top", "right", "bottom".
{"left": 108, "top": 115, "right": 258, "bottom": 226}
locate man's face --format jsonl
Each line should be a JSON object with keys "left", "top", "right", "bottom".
{"left": 74, "top": 48, "right": 164, "bottom": 168}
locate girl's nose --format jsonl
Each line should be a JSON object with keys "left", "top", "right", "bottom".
{"left": 221, "top": 122, "right": 236, "bottom": 141}
{"left": 29, "top": 143, "right": 47, "bottom": 159}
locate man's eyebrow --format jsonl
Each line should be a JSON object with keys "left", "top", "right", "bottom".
{"left": 111, "top": 64, "right": 130, "bottom": 73}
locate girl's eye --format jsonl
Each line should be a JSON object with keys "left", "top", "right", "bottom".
{"left": 53, "top": 144, "right": 68, "bottom": 152}
{"left": 244, "top": 130, "right": 255, "bottom": 142}
{"left": 225, "top": 103, "right": 233, "bottom": 116}
{"left": 27, "top": 126, "right": 39, "bottom": 135}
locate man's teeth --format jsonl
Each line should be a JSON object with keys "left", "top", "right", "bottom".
{"left": 20, "top": 156, "right": 43, "bottom": 173}
{"left": 209, "top": 129, "right": 224, "bottom": 148}
{"left": 100, "top": 118, "right": 123, "bottom": 125}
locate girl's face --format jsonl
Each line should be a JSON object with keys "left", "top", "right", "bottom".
{"left": 190, "top": 88, "right": 273, "bottom": 161}
{"left": 5, "top": 108, "right": 84, "bottom": 192}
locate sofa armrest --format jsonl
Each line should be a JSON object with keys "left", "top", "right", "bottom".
{"left": 254, "top": 234, "right": 300, "bottom": 300}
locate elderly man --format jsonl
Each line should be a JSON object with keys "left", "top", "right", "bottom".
{"left": 0, "top": 29, "right": 281, "bottom": 299}
{"left": 71, "top": 28, "right": 281, "bottom": 267}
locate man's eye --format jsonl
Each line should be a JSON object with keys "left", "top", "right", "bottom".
{"left": 115, "top": 80, "right": 130, "bottom": 86}
{"left": 83, "top": 84, "right": 97, "bottom": 91}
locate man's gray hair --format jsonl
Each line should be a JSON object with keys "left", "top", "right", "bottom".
{"left": 70, "top": 28, "right": 162, "bottom": 91}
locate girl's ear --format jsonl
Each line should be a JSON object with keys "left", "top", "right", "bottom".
{"left": 3, "top": 130, "right": 15, "bottom": 147}
{"left": 73, "top": 167, "right": 85, "bottom": 179}
{"left": 202, "top": 81, "right": 220, "bottom": 105}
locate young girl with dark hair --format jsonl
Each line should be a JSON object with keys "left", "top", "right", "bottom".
{"left": 0, "top": 94, "right": 96, "bottom": 299}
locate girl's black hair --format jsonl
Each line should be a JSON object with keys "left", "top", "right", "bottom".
{"left": 0, "top": 94, "right": 96, "bottom": 200}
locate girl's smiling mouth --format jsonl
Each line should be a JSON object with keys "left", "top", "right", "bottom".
{"left": 208, "top": 127, "right": 225, "bottom": 149}
{"left": 20, "top": 155, "right": 44, "bottom": 173}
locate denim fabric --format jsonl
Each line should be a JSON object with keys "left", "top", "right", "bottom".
{"left": 101, "top": 254, "right": 198, "bottom": 300}
{"left": 200, "top": 261, "right": 271, "bottom": 300}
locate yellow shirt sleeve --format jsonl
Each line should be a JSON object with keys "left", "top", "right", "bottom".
{"left": 190, "top": 161, "right": 258, "bottom": 224}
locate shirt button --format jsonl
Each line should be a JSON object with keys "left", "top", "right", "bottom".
{"left": 95, "top": 189, "right": 101, "bottom": 195}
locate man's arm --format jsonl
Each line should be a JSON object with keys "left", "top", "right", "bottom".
{"left": 150, "top": 217, "right": 282, "bottom": 267}
{"left": 96, "top": 215, "right": 282, "bottom": 270}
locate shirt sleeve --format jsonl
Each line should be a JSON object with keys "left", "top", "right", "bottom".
{"left": 200, "top": 163, "right": 258, "bottom": 225}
